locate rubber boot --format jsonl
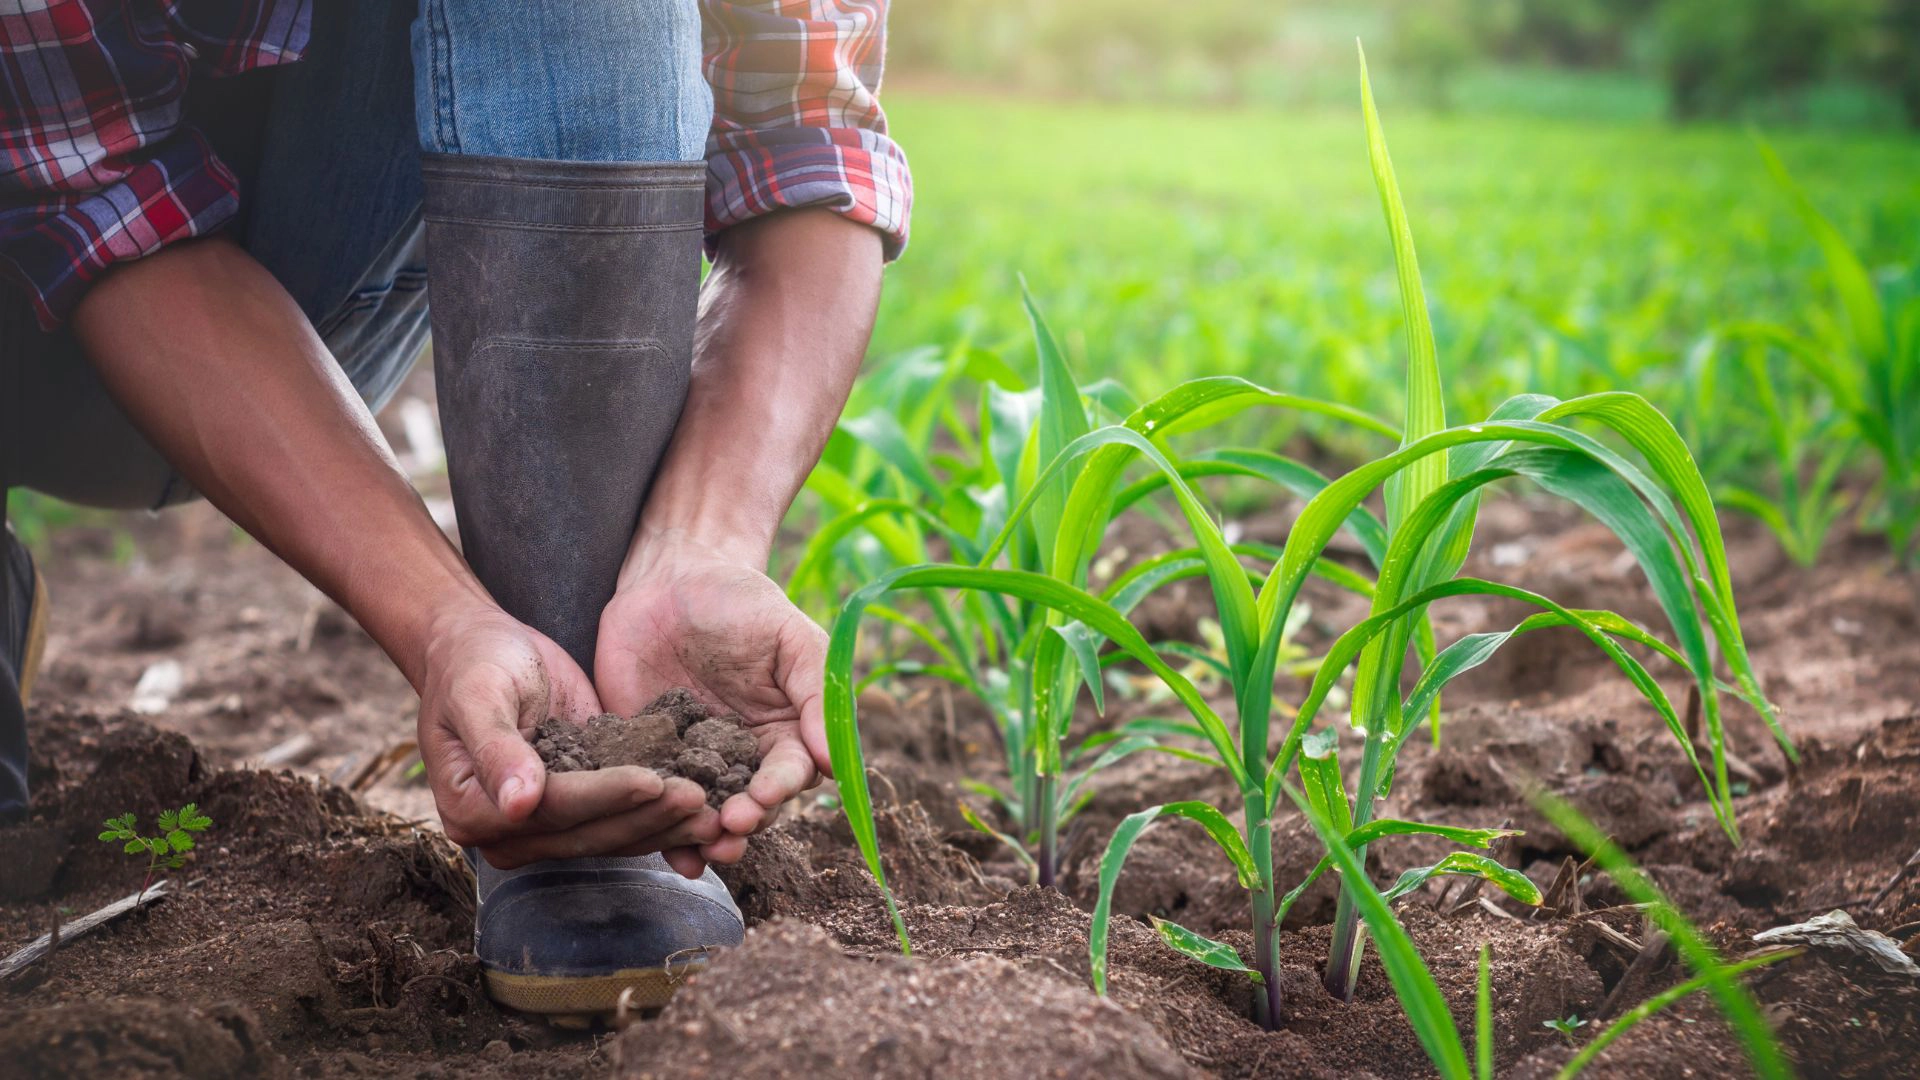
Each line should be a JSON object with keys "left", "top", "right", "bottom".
{"left": 422, "top": 153, "right": 702, "bottom": 674}
{"left": 1, "top": 523, "right": 47, "bottom": 823}
{"left": 421, "top": 154, "right": 743, "bottom": 1023}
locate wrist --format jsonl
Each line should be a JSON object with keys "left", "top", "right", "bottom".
{"left": 379, "top": 574, "right": 498, "bottom": 692}
{"left": 619, "top": 519, "right": 770, "bottom": 591}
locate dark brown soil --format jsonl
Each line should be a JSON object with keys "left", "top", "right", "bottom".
{"left": 534, "top": 689, "right": 762, "bottom": 809}
{"left": 11, "top": 472, "right": 1920, "bottom": 1078}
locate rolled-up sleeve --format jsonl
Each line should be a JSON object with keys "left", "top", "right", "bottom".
{"left": 0, "top": 0, "right": 307, "bottom": 329}
{"left": 700, "top": 0, "right": 912, "bottom": 260}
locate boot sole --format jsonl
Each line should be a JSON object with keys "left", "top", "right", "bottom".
{"left": 18, "top": 561, "right": 46, "bottom": 707}
{"left": 483, "top": 960, "right": 702, "bottom": 1025}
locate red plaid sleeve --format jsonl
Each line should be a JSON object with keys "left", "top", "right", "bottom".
{"left": 701, "top": 0, "right": 911, "bottom": 260}
{"left": 0, "top": 1, "right": 309, "bottom": 329}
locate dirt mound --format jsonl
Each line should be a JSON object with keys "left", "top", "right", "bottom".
{"left": 613, "top": 920, "right": 1194, "bottom": 1079}
{"left": 0, "top": 999, "right": 282, "bottom": 1079}
{"left": 0, "top": 710, "right": 594, "bottom": 1078}
{"left": 536, "top": 689, "right": 761, "bottom": 808}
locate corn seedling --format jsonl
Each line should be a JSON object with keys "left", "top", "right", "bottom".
{"left": 99, "top": 803, "right": 212, "bottom": 901}
{"left": 803, "top": 287, "right": 1394, "bottom": 886}
{"left": 1297, "top": 785, "right": 1796, "bottom": 1079}
{"left": 823, "top": 45, "right": 1788, "bottom": 1032}
{"left": 1710, "top": 333, "right": 1855, "bottom": 567}
{"left": 1723, "top": 139, "right": 1920, "bottom": 563}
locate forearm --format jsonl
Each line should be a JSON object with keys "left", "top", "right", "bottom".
{"left": 71, "top": 237, "right": 490, "bottom": 687}
{"left": 624, "top": 210, "right": 883, "bottom": 577}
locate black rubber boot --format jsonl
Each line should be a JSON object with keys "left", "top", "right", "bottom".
{"left": 421, "top": 154, "right": 743, "bottom": 1023}
{"left": 421, "top": 153, "right": 703, "bottom": 674}
{"left": 1, "top": 523, "right": 47, "bottom": 823}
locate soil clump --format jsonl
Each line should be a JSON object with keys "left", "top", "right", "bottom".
{"left": 534, "top": 689, "right": 762, "bottom": 809}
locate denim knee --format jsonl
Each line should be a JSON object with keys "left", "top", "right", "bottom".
{"left": 412, "top": 0, "right": 712, "bottom": 163}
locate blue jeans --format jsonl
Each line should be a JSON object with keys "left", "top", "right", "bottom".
{"left": 0, "top": 0, "right": 709, "bottom": 511}
{"left": 0, "top": 0, "right": 710, "bottom": 816}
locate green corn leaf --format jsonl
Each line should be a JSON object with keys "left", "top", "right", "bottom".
{"left": 1274, "top": 819, "right": 1521, "bottom": 928}
{"left": 1112, "top": 449, "right": 1391, "bottom": 566}
{"left": 1539, "top": 391, "right": 1790, "bottom": 762}
{"left": 785, "top": 499, "right": 963, "bottom": 600}
{"left": 828, "top": 566, "right": 1250, "bottom": 952}
{"left": 1756, "top": 137, "right": 1887, "bottom": 365}
{"left": 1052, "top": 621, "right": 1107, "bottom": 716}
{"left": 974, "top": 421, "right": 1260, "bottom": 773}
{"left": 1024, "top": 284, "right": 1091, "bottom": 556}
{"left": 960, "top": 779, "right": 1020, "bottom": 818}
{"left": 1359, "top": 41, "right": 1445, "bottom": 535}
{"left": 1265, "top": 574, "right": 1724, "bottom": 841}
{"left": 1089, "top": 801, "right": 1260, "bottom": 994}
{"left": 1289, "top": 782, "right": 1472, "bottom": 1080}
{"left": 1072, "top": 717, "right": 1208, "bottom": 756}
{"left": 1299, "top": 728, "right": 1352, "bottom": 836}
{"left": 1150, "top": 917, "right": 1264, "bottom": 984}
{"left": 1476, "top": 944, "right": 1494, "bottom": 1080}
{"left": 840, "top": 409, "right": 945, "bottom": 502}
{"left": 1558, "top": 949, "right": 1801, "bottom": 1079}
{"left": 801, "top": 462, "right": 923, "bottom": 566}
{"left": 1255, "top": 422, "right": 1758, "bottom": 838}
{"left": 1535, "top": 792, "right": 1792, "bottom": 1080}
{"left": 1127, "top": 374, "right": 1397, "bottom": 442}
{"left": 958, "top": 801, "right": 1038, "bottom": 875}
{"left": 1381, "top": 851, "right": 1543, "bottom": 906}
{"left": 1347, "top": 820, "right": 1521, "bottom": 850}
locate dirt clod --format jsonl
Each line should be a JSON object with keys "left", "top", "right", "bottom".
{"left": 534, "top": 689, "right": 762, "bottom": 808}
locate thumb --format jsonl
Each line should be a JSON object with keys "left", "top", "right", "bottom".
{"left": 450, "top": 662, "right": 547, "bottom": 821}
{"left": 779, "top": 615, "right": 833, "bottom": 779}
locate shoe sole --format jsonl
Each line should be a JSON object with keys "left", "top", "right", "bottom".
{"left": 18, "top": 560, "right": 46, "bottom": 707}
{"left": 483, "top": 960, "right": 703, "bottom": 1026}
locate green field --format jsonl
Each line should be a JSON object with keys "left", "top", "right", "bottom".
{"left": 862, "top": 92, "right": 1920, "bottom": 499}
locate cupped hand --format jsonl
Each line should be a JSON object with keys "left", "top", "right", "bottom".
{"left": 417, "top": 602, "right": 719, "bottom": 869}
{"left": 596, "top": 536, "right": 831, "bottom": 872}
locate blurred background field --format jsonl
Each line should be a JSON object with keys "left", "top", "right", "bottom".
{"left": 829, "top": 0, "right": 1920, "bottom": 567}
{"left": 14, "top": 0, "right": 1919, "bottom": 566}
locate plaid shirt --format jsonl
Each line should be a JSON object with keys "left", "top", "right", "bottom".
{"left": 0, "top": 0, "right": 910, "bottom": 329}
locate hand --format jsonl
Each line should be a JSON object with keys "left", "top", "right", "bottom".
{"left": 418, "top": 600, "right": 719, "bottom": 869}
{"left": 596, "top": 534, "right": 832, "bottom": 872}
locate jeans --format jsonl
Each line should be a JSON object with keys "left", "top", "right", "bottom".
{"left": 0, "top": 0, "right": 710, "bottom": 816}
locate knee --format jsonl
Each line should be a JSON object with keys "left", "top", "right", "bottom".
{"left": 413, "top": 0, "right": 712, "bottom": 163}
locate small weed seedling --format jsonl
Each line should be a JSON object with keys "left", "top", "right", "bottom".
{"left": 99, "top": 803, "right": 212, "bottom": 901}
{"left": 1544, "top": 1015, "right": 1588, "bottom": 1042}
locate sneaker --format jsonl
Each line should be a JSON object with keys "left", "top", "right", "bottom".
{"left": 470, "top": 851, "right": 744, "bottom": 1025}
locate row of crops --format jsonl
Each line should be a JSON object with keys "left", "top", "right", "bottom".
{"left": 858, "top": 87, "right": 1920, "bottom": 567}
{"left": 779, "top": 58, "right": 1912, "bottom": 1076}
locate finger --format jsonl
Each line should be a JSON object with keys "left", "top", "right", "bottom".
{"left": 737, "top": 738, "right": 815, "bottom": 818}
{"left": 721, "top": 788, "right": 787, "bottom": 835}
{"left": 447, "top": 662, "right": 548, "bottom": 822}
{"left": 778, "top": 619, "right": 834, "bottom": 778}
{"left": 697, "top": 833, "right": 749, "bottom": 866}
{"left": 478, "top": 796, "right": 719, "bottom": 869}
{"left": 662, "top": 847, "right": 708, "bottom": 879}
{"left": 528, "top": 766, "right": 667, "bottom": 831}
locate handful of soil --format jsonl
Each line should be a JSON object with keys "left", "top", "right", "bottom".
{"left": 533, "top": 689, "right": 761, "bottom": 809}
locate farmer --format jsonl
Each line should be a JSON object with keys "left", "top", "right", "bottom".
{"left": 0, "top": 1, "right": 906, "bottom": 1017}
